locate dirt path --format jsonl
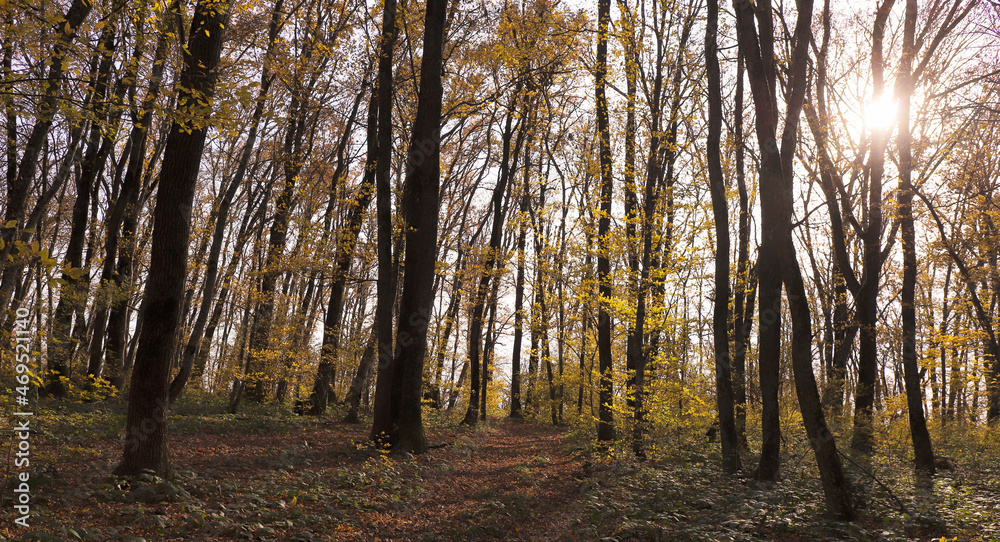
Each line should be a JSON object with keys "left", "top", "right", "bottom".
{"left": 355, "top": 419, "right": 588, "bottom": 541}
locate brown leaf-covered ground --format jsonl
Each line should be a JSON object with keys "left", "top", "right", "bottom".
{"left": 1, "top": 400, "right": 998, "bottom": 541}
{"left": 0, "top": 404, "right": 598, "bottom": 541}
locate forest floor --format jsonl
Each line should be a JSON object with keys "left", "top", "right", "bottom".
{"left": 1, "top": 398, "right": 999, "bottom": 541}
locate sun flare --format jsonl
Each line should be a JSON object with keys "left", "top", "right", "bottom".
{"left": 864, "top": 94, "right": 897, "bottom": 131}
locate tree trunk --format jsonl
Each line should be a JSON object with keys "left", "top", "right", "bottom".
{"left": 731, "top": 53, "right": 750, "bottom": 448}
{"left": 462, "top": 96, "right": 525, "bottom": 425}
{"left": 706, "top": 0, "right": 740, "bottom": 474}
{"left": 595, "top": 0, "right": 615, "bottom": 443}
{"left": 115, "top": 0, "right": 229, "bottom": 477}
{"left": 734, "top": 0, "right": 855, "bottom": 519}
{"left": 311, "top": 91, "right": 376, "bottom": 415}
{"left": 369, "top": 0, "right": 400, "bottom": 444}
{"left": 343, "top": 328, "right": 377, "bottom": 423}
{"left": 510, "top": 190, "right": 528, "bottom": 418}
{"left": 896, "top": 0, "right": 935, "bottom": 473}
{"left": 379, "top": 0, "right": 448, "bottom": 454}
{"left": 852, "top": 0, "right": 897, "bottom": 454}
{"left": 47, "top": 20, "right": 118, "bottom": 395}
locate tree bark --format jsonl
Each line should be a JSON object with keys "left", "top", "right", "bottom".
{"left": 380, "top": 0, "right": 448, "bottom": 454}
{"left": 595, "top": 0, "right": 615, "bottom": 443}
{"left": 706, "top": 0, "right": 740, "bottom": 474}
{"left": 115, "top": 0, "right": 229, "bottom": 477}
{"left": 734, "top": 0, "right": 855, "bottom": 519}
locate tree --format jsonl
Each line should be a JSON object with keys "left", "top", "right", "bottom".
{"left": 369, "top": 0, "right": 401, "bottom": 444}
{"left": 594, "top": 0, "right": 615, "bottom": 444}
{"left": 462, "top": 89, "right": 525, "bottom": 425}
{"left": 895, "top": 0, "right": 935, "bottom": 474}
{"left": 369, "top": 0, "right": 448, "bottom": 453}
{"left": 115, "top": 0, "right": 230, "bottom": 477}
{"left": 705, "top": 0, "right": 740, "bottom": 474}
{"left": 733, "top": 0, "right": 855, "bottom": 518}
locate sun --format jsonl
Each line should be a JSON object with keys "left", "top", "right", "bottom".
{"left": 864, "top": 94, "right": 897, "bottom": 131}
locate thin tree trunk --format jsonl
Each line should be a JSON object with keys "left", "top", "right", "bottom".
{"left": 462, "top": 95, "right": 525, "bottom": 425}
{"left": 595, "top": 0, "right": 615, "bottom": 443}
{"left": 343, "top": 327, "right": 377, "bottom": 423}
{"left": 706, "top": 0, "right": 740, "bottom": 474}
{"left": 896, "top": 0, "right": 935, "bottom": 473}
{"left": 852, "top": 0, "right": 897, "bottom": 454}
{"left": 731, "top": 53, "right": 750, "bottom": 448}
{"left": 369, "top": 0, "right": 401, "bottom": 444}
{"left": 311, "top": 91, "right": 375, "bottom": 415}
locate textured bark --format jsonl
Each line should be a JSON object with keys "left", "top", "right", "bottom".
{"left": 734, "top": 0, "right": 855, "bottom": 519}
{"left": 896, "top": 0, "right": 935, "bottom": 474}
{"left": 595, "top": 0, "right": 615, "bottom": 443}
{"left": 115, "top": 0, "right": 229, "bottom": 477}
{"left": 380, "top": 0, "right": 448, "bottom": 454}
{"left": 369, "top": 0, "right": 400, "bottom": 444}
{"left": 706, "top": 0, "right": 739, "bottom": 474}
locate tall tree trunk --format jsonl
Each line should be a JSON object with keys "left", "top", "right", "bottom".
{"left": 481, "top": 277, "right": 500, "bottom": 420}
{"left": 734, "top": 0, "right": 855, "bottom": 518}
{"left": 312, "top": 91, "right": 376, "bottom": 415}
{"left": 378, "top": 0, "right": 448, "bottom": 454}
{"left": 731, "top": 53, "right": 750, "bottom": 448}
{"left": 595, "top": 0, "right": 615, "bottom": 443}
{"left": 462, "top": 97, "right": 525, "bottom": 425}
{"left": 510, "top": 189, "right": 528, "bottom": 418}
{"left": 896, "top": 0, "right": 935, "bottom": 473}
{"left": 47, "top": 20, "right": 119, "bottom": 395}
{"left": 104, "top": 23, "right": 172, "bottom": 391}
{"left": 369, "top": 0, "right": 400, "bottom": 444}
{"left": 243, "top": 93, "right": 309, "bottom": 403}
{"left": 706, "top": 0, "right": 739, "bottom": 474}
{"left": 115, "top": 0, "right": 229, "bottom": 477}
{"left": 852, "top": 0, "right": 897, "bottom": 454}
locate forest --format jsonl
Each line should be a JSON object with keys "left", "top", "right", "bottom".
{"left": 1, "top": 0, "right": 1000, "bottom": 539}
